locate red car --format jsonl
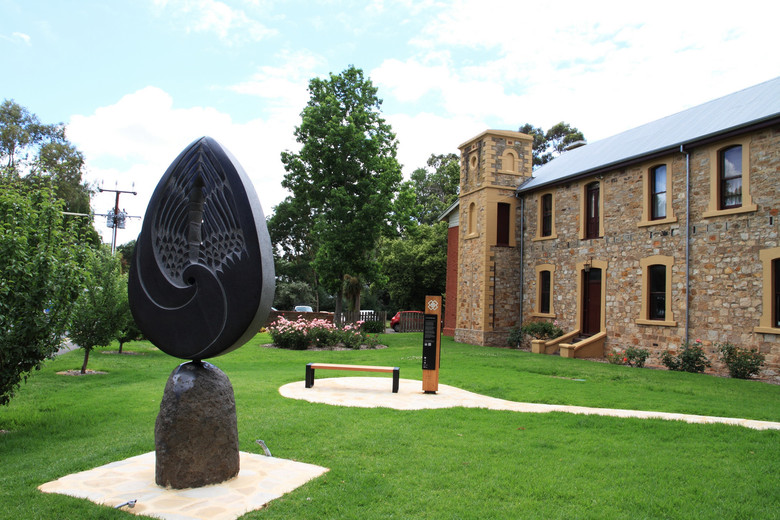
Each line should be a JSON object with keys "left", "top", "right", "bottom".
{"left": 390, "top": 310, "right": 423, "bottom": 332}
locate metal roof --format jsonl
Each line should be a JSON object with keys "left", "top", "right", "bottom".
{"left": 518, "top": 76, "right": 780, "bottom": 193}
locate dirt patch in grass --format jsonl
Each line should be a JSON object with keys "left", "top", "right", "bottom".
{"left": 56, "top": 370, "right": 108, "bottom": 376}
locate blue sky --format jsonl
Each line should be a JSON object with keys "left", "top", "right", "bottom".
{"left": 2, "top": 0, "right": 778, "bottom": 246}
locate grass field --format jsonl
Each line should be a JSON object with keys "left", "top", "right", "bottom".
{"left": 1, "top": 333, "right": 778, "bottom": 519}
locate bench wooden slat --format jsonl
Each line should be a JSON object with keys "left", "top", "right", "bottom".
{"left": 308, "top": 363, "right": 395, "bottom": 373}
{"left": 305, "top": 363, "right": 400, "bottom": 393}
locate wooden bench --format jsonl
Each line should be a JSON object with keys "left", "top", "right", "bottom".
{"left": 305, "top": 363, "right": 400, "bottom": 393}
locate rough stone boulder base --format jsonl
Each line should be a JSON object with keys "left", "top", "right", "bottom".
{"left": 155, "top": 361, "right": 239, "bottom": 488}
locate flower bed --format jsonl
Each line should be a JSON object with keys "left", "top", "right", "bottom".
{"left": 267, "top": 316, "right": 378, "bottom": 350}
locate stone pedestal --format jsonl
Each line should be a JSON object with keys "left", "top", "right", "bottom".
{"left": 155, "top": 361, "right": 239, "bottom": 488}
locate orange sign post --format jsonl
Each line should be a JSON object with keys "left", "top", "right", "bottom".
{"left": 422, "top": 295, "right": 442, "bottom": 394}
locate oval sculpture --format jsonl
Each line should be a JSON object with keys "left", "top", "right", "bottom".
{"left": 128, "top": 137, "right": 275, "bottom": 360}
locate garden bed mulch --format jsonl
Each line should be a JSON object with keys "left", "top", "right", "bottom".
{"left": 101, "top": 350, "right": 145, "bottom": 355}
{"left": 56, "top": 370, "right": 107, "bottom": 376}
{"left": 259, "top": 343, "right": 387, "bottom": 351}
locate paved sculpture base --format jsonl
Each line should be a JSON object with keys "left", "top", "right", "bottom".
{"left": 39, "top": 451, "right": 329, "bottom": 520}
{"left": 156, "top": 361, "right": 239, "bottom": 488}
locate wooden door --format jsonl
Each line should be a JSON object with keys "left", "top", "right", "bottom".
{"left": 582, "top": 268, "right": 601, "bottom": 336}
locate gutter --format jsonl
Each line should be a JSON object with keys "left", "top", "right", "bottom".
{"left": 518, "top": 194, "right": 525, "bottom": 325}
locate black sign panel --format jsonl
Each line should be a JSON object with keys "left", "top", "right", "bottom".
{"left": 422, "top": 314, "right": 438, "bottom": 370}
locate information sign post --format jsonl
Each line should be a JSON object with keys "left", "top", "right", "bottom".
{"left": 422, "top": 295, "right": 442, "bottom": 393}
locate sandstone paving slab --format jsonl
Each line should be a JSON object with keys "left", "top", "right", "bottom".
{"left": 280, "top": 376, "right": 780, "bottom": 431}
{"left": 39, "top": 451, "right": 328, "bottom": 520}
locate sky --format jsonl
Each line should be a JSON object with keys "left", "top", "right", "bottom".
{"left": 2, "top": 0, "right": 779, "bottom": 247}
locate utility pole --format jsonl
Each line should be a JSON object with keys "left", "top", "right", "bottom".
{"left": 97, "top": 187, "right": 139, "bottom": 254}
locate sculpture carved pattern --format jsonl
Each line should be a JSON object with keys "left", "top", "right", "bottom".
{"left": 129, "top": 137, "right": 274, "bottom": 361}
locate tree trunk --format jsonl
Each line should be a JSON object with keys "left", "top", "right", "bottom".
{"left": 81, "top": 348, "right": 91, "bottom": 374}
{"left": 118, "top": 340, "right": 124, "bottom": 354}
{"left": 334, "top": 286, "right": 343, "bottom": 324}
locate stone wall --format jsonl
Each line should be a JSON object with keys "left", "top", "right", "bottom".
{"left": 519, "top": 127, "right": 780, "bottom": 380}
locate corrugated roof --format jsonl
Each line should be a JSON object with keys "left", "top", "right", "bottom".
{"left": 518, "top": 76, "right": 780, "bottom": 193}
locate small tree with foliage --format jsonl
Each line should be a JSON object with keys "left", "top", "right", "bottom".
{"left": 69, "top": 248, "right": 126, "bottom": 373}
{"left": 115, "top": 282, "right": 143, "bottom": 354}
{"left": 0, "top": 177, "right": 85, "bottom": 405}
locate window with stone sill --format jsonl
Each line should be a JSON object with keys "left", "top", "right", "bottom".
{"left": 638, "top": 256, "right": 676, "bottom": 327}
{"left": 534, "top": 191, "right": 557, "bottom": 240}
{"left": 533, "top": 264, "right": 555, "bottom": 317}
{"left": 638, "top": 162, "right": 676, "bottom": 227}
{"left": 756, "top": 247, "right": 780, "bottom": 334}
{"left": 704, "top": 139, "right": 756, "bottom": 218}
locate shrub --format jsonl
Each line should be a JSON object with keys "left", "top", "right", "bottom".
{"left": 506, "top": 327, "right": 526, "bottom": 349}
{"left": 661, "top": 340, "right": 711, "bottom": 373}
{"left": 717, "top": 342, "right": 765, "bottom": 379}
{"left": 519, "top": 320, "right": 564, "bottom": 341}
{"left": 606, "top": 350, "right": 627, "bottom": 365}
{"left": 267, "top": 317, "right": 377, "bottom": 350}
{"left": 624, "top": 346, "right": 650, "bottom": 368}
{"left": 362, "top": 320, "right": 385, "bottom": 334}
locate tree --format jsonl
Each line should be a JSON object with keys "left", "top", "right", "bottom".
{"left": 378, "top": 223, "right": 448, "bottom": 311}
{"left": 267, "top": 197, "right": 321, "bottom": 310}
{"left": 1, "top": 100, "right": 98, "bottom": 243}
{"left": 0, "top": 177, "right": 85, "bottom": 405}
{"left": 279, "top": 66, "right": 402, "bottom": 316}
{"left": 115, "top": 284, "right": 142, "bottom": 354}
{"left": 398, "top": 153, "right": 460, "bottom": 228}
{"left": 69, "top": 247, "right": 126, "bottom": 373}
{"left": 518, "top": 122, "right": 585, "bottom": 167}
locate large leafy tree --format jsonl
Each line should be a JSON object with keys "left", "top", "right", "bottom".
{"left": 69, "top": 247, "right": 126, "bottom": 373}
{"left": 519, "top": 122, "right": 585, "bottom": 167}
{"left": 1, "top": 99, "right": 98, "bottom": 243}
{"left": 378, "top": 223, "right": 448, "bottom": 311}
{"left": 0, "top": 177, "right": 85, "bottom": 405}
{"left": 279, "top": 66, "right": 402, "bottom": 315}
{"left": 398, "top": 153, "right": 460, "bottom": 229}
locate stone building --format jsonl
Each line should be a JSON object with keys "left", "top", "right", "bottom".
{"left": 441, "top": 77, "right": 780, "bottom": 380}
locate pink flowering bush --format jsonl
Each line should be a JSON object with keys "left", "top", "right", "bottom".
{"left": 267, "top": 317, "right": 377, "bottom": 350}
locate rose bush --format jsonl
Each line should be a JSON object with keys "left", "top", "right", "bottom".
{"left": 267, "top": 316, "right": 378, "bottom": 350}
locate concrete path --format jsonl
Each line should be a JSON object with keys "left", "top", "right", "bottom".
{"left": 280, "top": 376, "right": 780, "bottom": 431}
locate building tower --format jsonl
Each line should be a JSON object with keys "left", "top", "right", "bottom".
{"left": 455, "top": 130, "right": 533, "bottom": 346}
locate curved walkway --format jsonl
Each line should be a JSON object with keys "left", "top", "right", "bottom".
{"left": 279, "top": 377, "right": 780, "bottom": 431}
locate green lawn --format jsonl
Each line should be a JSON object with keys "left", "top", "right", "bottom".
{"left": 1, "top": 333, "right": 778, "bottom": 519}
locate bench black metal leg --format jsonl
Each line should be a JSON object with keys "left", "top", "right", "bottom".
{"left": 392, "top": 367, "right": 399, "bottom": 393}
{"left": 305, "top": 363, "right": 314, "bottom": 388}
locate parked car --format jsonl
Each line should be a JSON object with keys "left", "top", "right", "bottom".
{"left": 390, "top": 310, "right": 423, "bottom": 332}
{"left": 294, "top": 305, "right": 313, "bottom": 312}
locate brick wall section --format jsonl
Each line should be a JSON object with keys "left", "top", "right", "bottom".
{"left": 519, "top": 127, "right": 780, "bottom": 380}
{"left": 443, "top": 225, "right": 459, "bottom": 336}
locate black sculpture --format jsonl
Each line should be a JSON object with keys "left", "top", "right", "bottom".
{"left": 128, "top": 137, "right": 274, "bottom": 488}
{"left": 129, "top": 136, "right": 274, "bottom": 360}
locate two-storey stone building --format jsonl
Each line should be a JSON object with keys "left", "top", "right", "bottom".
{"left": 441, "top": 77, "right": 780, "bottom": 380}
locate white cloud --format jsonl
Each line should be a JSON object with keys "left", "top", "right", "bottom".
{"left": 0, "top": 32, "right": 31, "bottom": 45}
{"left": 225, "top": 50, "right": 326, "bottom": 116}
{"left": 375, "top": 0, "right": 780, "bottom": 142}
{"left": 68, "top": 86, "right": 298, "bottom": 246}
{"left": 152, "top": 0, "right": 277, "bottom": 43}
